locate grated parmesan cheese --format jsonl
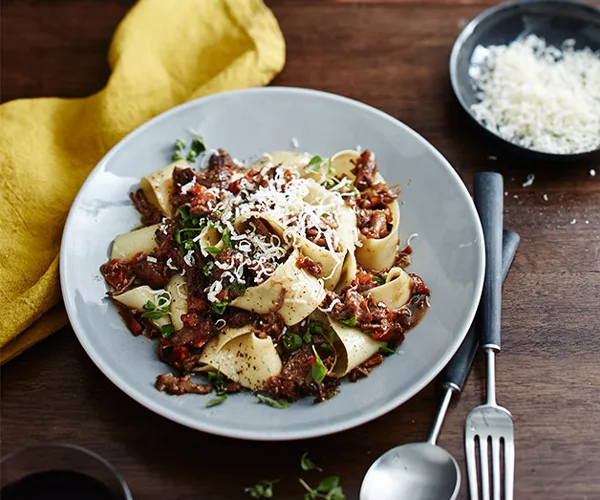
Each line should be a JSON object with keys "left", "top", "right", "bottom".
{"left": 470, "top": 35, "right": 600, "bottom": 154}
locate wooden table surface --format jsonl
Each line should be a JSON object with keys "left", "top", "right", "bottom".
{"left": 2, "top": 1, "right": 600, "bottom": 498}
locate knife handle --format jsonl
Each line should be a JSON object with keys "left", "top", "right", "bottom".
{"left": 440, "top": 230, "right": 519, "bottom": 392}
{"left": 474, "top": 172, "right": 504, "bottom": 350}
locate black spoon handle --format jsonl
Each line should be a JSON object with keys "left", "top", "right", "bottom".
{"left": 439, "top": 229, "right": 519, "bottom": 393}
{"left": 474, "top": 172, "right": 504, "bottom": 350}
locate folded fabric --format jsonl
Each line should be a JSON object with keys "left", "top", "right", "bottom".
{"left": 0, "top": 0, "right": 285, "bottom": 363}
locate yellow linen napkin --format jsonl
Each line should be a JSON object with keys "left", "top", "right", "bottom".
{"left": 0, "top": 0, "right": 285, "bottom": 364}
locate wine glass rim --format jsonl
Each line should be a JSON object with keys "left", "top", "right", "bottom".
{"left": 0, "top": 442, "right": 132, "bottom": 500}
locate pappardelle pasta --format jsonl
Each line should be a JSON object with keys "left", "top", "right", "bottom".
{"left": 101, "top": 143, "right": 430, "bottom": 406}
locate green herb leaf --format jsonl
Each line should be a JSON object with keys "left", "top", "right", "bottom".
{"left": 256, "top": 394, "right": 290, "bottom": 409}
{"left": 229, "top": 281, "right": 247, "bottom": 297}
{"left": 172, "top": 150, "right": 185, "bottom": 162}
{"left": 210, "top": 301, "right": 228, "bottom": 315}
{"left": 190, "top": 134, "right": 207, "bottom": 156}
{"left": 372, "top": 275, "right": 386, "bottom": 286}
{"left": 339, "top": 317, "right": 357, "bottom": 327}
{"left": 303, "top": 332, "right": 312, "bottom": 344}
{"left": 206, "top": 395, "right": 227, "bottom": 408}
{"left": 183, "top": 240, "right": 195, "bottom": 251}
{"left": 307, "top": 321, "right": 323, "bottom": 336}
{"left": 160, "top": 324, "right": 174, "bottom": 338}
{"left": 204, "top": 246, "right": 221, "bottom": 255}
{"left": 317, "top": 476, "right": 339, "bottom": 493}
{"left": 311, "top": 346, "right": 327, "bottom": 384}
{"left": 283, "top": 333, "right": 303, "bottom": 352}
{"left": 202, "top": 261, "right": 214, "bottom": 277}
{"left": 186, "top": 150, "right": 198, "bottom": 162}
{"left": 327, "top": 158, "right": 334, "bottom": 174}
{"left": 300, "top": 452, "right": 323, "bottom": 472}
{"left": 305, "top": 156, "right": 323, "bottom": 173}
{"left": 174, "top": 138, "right": 187, "bottom": 151}
{"left": 222, "top": 227, "right": 232, "bottom": 249}
{"left": 321, "top": 178, "right": 336, "bottom": 189}
{"left": 379, "top": 345, "right": 396, "bottom": 355}
{"left": 142, "top": 300, "right": 155, "bottom": 312}
{"left": 245, "top": 479, "right": 277, "bottom": 499}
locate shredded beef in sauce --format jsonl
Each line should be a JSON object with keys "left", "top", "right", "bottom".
{"left": 155, "top": 373, "right": 212, "bottom": 395}
{"left": 350, "top": 150, "right": 399, "bottom": 239}
{"left": 130, "top": 189, "right": 163, "bottom": 226}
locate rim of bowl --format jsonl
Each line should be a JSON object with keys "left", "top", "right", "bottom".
{"left": 449, "top": 0, "right": 600, "bottom": 162}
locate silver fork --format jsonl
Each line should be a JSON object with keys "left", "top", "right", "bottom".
{"left": 465, "top": 172, "right": 515, "bottom": 500}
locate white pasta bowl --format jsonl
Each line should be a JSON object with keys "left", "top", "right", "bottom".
{"left": 60, "top": 87, "right": 484, "bottom": 441}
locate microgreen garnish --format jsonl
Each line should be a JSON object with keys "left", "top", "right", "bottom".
{"left": 299, "top": 476, "right": 345, "bottom": 500}
{"left": 172, "top": 138, "right": 187, "bottom": 161}
{"left": 245, "top": 479, "right": 278, "bottom": 499}
{"left": 379, "top": 345, "right": 397, "bottom": 355}
{"left": 206, "top": 395, "right": 227, "bottom": 408}
{"left": 160, "top": 324, "right": 174, "bottom": 338}
{"left": 229, "top": 281, "right": 247, "bottom": 297}
{"left": 300, "top": 452, "right": 323, "bottom": 472}
{"left": 283, "top": 333, "right": 303, "bottom": 352}
{"left": 372, "top": 273, "right": 387, "bottom": 286}
{"left": 327, "top": 158, "right": 334, "bottom": 174}
{"left": 190, "top": 134, "right": 207, "bottom": 156}
{"left": 204, "top": 246, "right": 221, "bottom": 255}
{"left": 222, "top": 227, "right": 232, "bottom": 248}
{"left": 338, "top": 317, "right": 357, "bottom": 328}
{"left": 186, "top": 150, "right": 198, "bottom": 162}
{"left": 305, "top": 156, "right": 323, "bottom": 173}
{"left": 202, "top": 261, "right": 214, "bottom": 277}
{"left": 141, "top": 297, "right": 170, "bottom": 320}
{"left": 307, "top": 321, "right": 323, "bottom": 336}
{"left": 256, "top": 394, "right": 291, "bottom": 409}
{"left": 210, "top": 301, "right": 228, "bottom": 315}
{"left": 311, "top": 346, "right": 327, "bottom": 384}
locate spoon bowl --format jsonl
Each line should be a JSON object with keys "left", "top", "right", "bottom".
{"left": 360, "top": 442, "right": 460, "bottom": 500}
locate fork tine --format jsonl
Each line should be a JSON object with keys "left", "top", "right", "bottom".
{"left": 479, "top": 436, "right": 491, "bottom": 500}
{"left": 491, "top": 437, "right": 501, "bottom": 500}
{"left": 466, "top": 435, "right": 479, "bottom": 500}
{"left": 504, "top": 438, "right": 515, "bottom": 500}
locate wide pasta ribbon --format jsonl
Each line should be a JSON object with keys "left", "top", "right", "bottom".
{"left": 0, "top": 0, "right": 285, "bottom": 363}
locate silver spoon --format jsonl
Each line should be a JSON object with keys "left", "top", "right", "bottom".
{"left": 360, "top": 229, "right": 519, "bottom": 500}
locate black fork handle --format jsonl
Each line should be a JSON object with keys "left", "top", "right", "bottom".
{"left": 474, "top": 172, "right": 504, "bottom": 350}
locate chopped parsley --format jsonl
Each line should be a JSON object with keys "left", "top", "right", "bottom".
{"left": 245, "top": 479, "right": 277, "bottom": 499}
{"left": 202, "top": 261, "right": 214, "bottom": 277}
{"left": 327, "top": 158, "right": 334, "bottom": 174}
{"left": 311, "top": 346, "right": 327, "bottom": 384}
{"left": 256, "top": 394, "right": 290, "bottom": 409}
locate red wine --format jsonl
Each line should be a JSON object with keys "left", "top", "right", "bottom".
{"left": 1, "top": 470, "right": 121, "bottom": 500}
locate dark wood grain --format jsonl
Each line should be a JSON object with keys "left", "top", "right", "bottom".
{"left": 2, "top": 1, "right": 600, "bottom": 499}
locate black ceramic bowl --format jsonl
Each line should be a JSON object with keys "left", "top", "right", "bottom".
{"left": 450, "top": 0, "right": 600, "bottom": 162}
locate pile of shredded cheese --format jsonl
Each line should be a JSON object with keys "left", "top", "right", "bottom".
{"left": 469, "top": 35, "right": 600, "bottom": 154}
{"left": 182, "top": 163, "right": 350, "bottom": 304}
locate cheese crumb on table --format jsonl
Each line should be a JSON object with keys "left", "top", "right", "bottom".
{"left": 469, "top": 35, "right": 600, "bottom": 155}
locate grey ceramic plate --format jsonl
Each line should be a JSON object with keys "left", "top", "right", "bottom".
{"left": 60, "top": 87, "right": 485, "bottom": 441}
